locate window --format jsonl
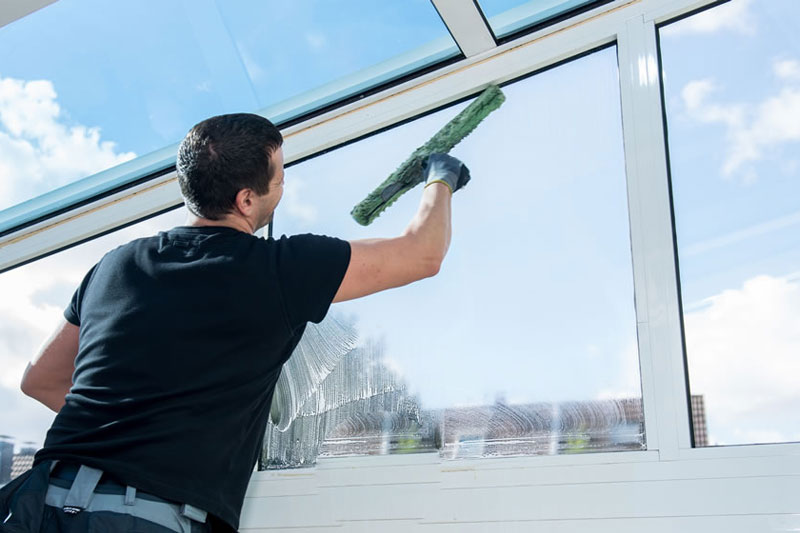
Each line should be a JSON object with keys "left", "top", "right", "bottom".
{"left": 0, "top": 0, "right": 458, "bottom": 231}
{"left": 476, "top": 0, "right": 604, "bottom": 40}
{"left": 660, "top": 0, "right": 800, "bottom": 446}
{"left": 264, "top": 46, "right": 644, "bottom": 468}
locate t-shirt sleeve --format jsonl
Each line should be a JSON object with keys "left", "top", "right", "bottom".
{"left": 276, "top": 233, "right": 351, "bottom": 328}
{"left": 64, "top": 264, "right": 99, "bottom": 326}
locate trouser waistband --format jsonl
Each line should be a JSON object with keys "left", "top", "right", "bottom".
{"left": 46, "top": 462, "right": 207, "bottom": 532}
{"left": 50, "top": 462, "right": 170, "bottom": 503}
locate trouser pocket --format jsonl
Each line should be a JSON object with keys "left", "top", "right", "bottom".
{"left": 0, "top": 460, "right": 53, "bottom": 532}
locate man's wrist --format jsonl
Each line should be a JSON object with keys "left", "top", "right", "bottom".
{"left": 424, "top": 179, "right": 454, "bottom": 194}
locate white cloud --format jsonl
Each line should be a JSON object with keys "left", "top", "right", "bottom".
{"left": 280, "top": 177, "right": 318, "bottom": 227}
{"left": 0, "top": 76, "right": 136, "bottom": 208}
{"left": 681, "top": 66, "right": 800, "bottom": 180}
{"left": 774, "top": 59, "right": 800, "bottom": 82}
{"left": 685, "top": 274, "right": 800, "bottom": 445}
{"left": 681, "top": 79, "right": 714, "bottom": 111}
{"left": 662, "top": 0, "right": 755, "bottom": 36}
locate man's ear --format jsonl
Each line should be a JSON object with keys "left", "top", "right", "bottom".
{"left": 233, "top": 188, "right": 255, "bottom": 216}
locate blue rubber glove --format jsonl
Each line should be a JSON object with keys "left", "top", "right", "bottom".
{"left": 423, "top": 153, "right": 471, "bottom": 193}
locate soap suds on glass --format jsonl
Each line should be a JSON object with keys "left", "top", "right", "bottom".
{"left": 262, "top": 311, "right": 644, "bottom": 469}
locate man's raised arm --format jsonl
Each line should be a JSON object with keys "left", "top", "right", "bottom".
{"left": 333, "top": 154, "right": 469, "bottom": 303}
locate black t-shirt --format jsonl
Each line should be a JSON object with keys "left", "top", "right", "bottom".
{"left": 34, "top": 226, "right": 351, "bottom": 531}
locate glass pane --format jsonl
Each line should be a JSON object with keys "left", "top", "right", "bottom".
{"left": 477, "top": 0, "right": 599, "bottom": 39}
{"left": 264, "top": 46, "right": 644, "bottom": 468}
{"left": 0, "top": 208, "right": 186, "bottom": 482}
{"left": 0, "top": 0, "right": 458, "bottom": 228}
{"left": 660, "top": 0, "right": 800, "bottom": 446}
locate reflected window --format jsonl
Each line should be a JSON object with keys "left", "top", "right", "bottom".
{"left": 660, "top": 0, "right": 800, "bottom": 446}
{"left": 264, "top": 46, "right": 644, "bottom": 468}
{"left": 0, "top": 0, "right": 458, "bottom": 229}
{"left": 476, "top": 0, "right": 603, "bottom": 40}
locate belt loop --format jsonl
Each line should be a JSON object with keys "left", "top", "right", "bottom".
{"left": 62, "top": 465, "right": 103, "bottom": 514}
{"left": 49, "top": 460, "right": 59, "bottom": 473}
{"left": 124, "top": 486, "right": 137, "bottom": 506}
{"left": 180, "top": 503, "right": 207, "bottom": 523}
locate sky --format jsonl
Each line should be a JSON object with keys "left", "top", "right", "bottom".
{"left": 0, "top": 0, "right": 798, "bottom": 453}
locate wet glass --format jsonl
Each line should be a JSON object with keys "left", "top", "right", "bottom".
{"left": 0, "top": 0, "right": 458, "bottom": 229}
{"left": 476, "top": 0, "right": 599, "bottom": 39}
{"left": 660, "top": 0, "right": 800, "bottom": 446}
{"left": 264, "top": 46, "right": 644, "bottom": 468}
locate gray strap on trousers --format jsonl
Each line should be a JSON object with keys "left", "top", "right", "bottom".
{"left": 125, "top": 485, "right": 137, "bottom": 506}
{"left": 180, "top": 503, "right": 207, "bottom": 523}
{"left": 62, "top": 465, "right": 103, "bottom": 514}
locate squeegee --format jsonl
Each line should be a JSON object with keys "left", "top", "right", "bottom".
{"left": 351, "top": 84, "right": 506, "bottom": 226}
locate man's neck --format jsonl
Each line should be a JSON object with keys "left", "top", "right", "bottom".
{"left": 185, "top": 213, "right": 256, "bottom": 234}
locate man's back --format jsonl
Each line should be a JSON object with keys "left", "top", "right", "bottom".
{"left": 36, "top": 226, "right": 350, "bottom": 529}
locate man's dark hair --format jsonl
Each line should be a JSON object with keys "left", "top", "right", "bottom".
{"left": 177, "top": 113, "right": 284, "bottom": 220}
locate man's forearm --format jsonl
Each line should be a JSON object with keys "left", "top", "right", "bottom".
{"left": 402, "top": 182, "right": 452, "bottom": 269}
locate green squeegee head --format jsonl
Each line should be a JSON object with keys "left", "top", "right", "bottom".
{"left": 351, "top": 84, "right": 506, "bottom": 226}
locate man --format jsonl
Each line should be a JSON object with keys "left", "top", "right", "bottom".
{"left": 1, "top": 113, "right": 470, "bottom": 532}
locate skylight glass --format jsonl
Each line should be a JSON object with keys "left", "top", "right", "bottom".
{"left": 477, "top": 0, "right": 601, "bottom": 39}
{"left": 0, "top": 0, "right": 459, "bottom": 231}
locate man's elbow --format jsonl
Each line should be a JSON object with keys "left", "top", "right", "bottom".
{"left": 20, "top": 364, "right": 52, "bottom": 399}
{"left": 20, "top": 365, "right": 39, "bottom": 398}
{"left": 420, "top": 254, "right": 444, "bottom": 279}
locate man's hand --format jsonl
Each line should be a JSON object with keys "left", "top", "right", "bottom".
{"left": 423, "top": 153, "right": 471, "bottom": 193}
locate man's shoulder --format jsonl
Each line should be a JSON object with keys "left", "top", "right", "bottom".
{"left": 272, "top": 233, "right": 348, "bottom": 247}
{"left": 270, "top": 233, "right": 351, "bottom": 266}
{"left": 104, "top": 234, "right": 161, "bottom": 258}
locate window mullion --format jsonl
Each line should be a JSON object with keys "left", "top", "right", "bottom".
{"left": 431, "top": 0, "right": 497, "bottom": 57}
{"left": 618, "top": 14, "right": 691, "bottom": 459}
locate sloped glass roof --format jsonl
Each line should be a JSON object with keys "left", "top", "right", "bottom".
{"left": 477, "top": 0, "right": 601, "bottom": 39}
{"left": 0, "top": 0, "right": 459, "bottom": 231}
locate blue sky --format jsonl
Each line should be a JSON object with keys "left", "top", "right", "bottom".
{"left": 661, "top": 0, "right": 800, "bottom": 306}
{"left": 0, "top": 0, "right": 798, "bottom": 452}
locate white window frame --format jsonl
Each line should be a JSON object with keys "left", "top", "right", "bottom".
{"left": 2, "top": 0, "right": 799, "bottom": 490}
